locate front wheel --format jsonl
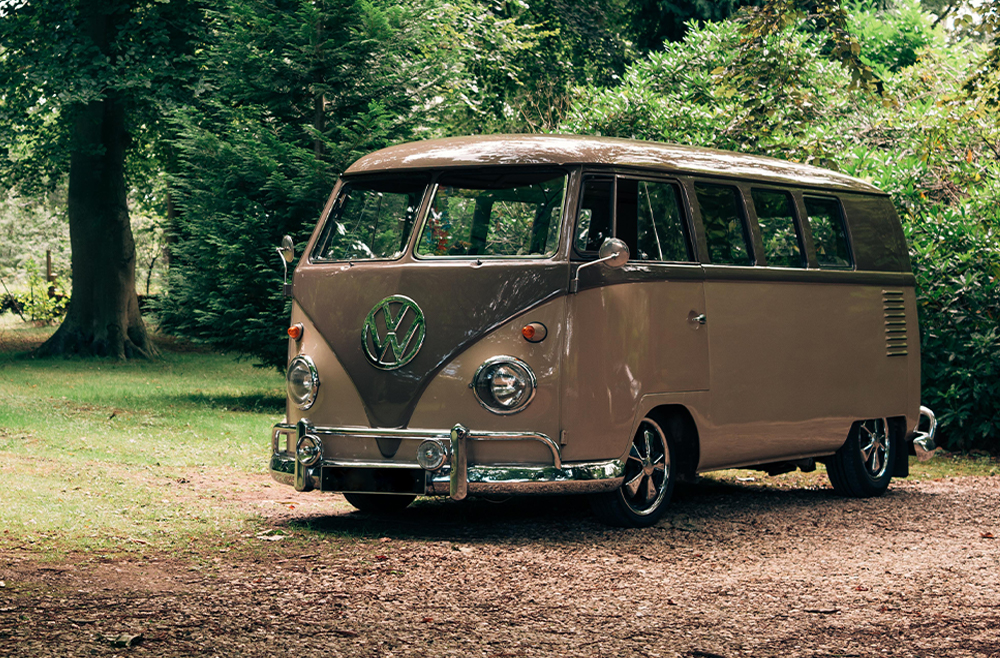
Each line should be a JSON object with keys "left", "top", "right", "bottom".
{"left": 590, "top": 415, "right": 677, "bottom": 527}
{"left": 342, "top": 492, "right": 416, "bottom": 514}
{"left": 826, "top": 418, "right": 894, "bottom": 497}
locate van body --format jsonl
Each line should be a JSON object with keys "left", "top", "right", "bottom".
{"left": 270, "top": 135, "right": 937, "bottom": 526}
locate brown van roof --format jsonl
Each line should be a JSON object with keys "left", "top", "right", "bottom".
{"left": 344, "top": 134, "right": 882, "bottom": 194}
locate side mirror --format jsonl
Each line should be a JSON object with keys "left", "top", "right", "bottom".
{"left": 597, "top": 237, "right": 629, "bottom": 268}
{"left": 279, "top": 235, "right": 295, "bottom": 263}
{"left": 570, "top": 237, "right": 630, "bottom": 293}
{"left": 277, "top": 236, "right": 295, "bottom": 297}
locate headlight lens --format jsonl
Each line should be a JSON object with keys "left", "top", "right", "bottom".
{"left": 287, "top": 355, "right": 319, "bottom": 409}
{"left": 473, "top": 356, "right": 536, "bottom": 415}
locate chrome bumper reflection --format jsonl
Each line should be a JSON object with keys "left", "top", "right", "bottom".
{"left": 269, "top": 421, "right": 624, "bottom": 498}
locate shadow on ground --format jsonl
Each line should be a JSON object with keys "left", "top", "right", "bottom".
{"left": 282, "top": 478, "right": 928, "bottom": 544}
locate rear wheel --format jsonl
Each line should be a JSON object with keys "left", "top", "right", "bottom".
{"left": 590, "top": 415, "right": 677, "bottom": 527}
{"left": 343, "top": 492, "right": 416, "bottom": 514}
{"left": 826, "top": 418, "right": 894, "bottom": 497}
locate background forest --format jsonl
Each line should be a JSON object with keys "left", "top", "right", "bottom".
{"left": 1, "top": 0, "right": 998, "bottom": 452}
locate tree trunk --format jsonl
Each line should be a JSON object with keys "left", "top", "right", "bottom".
{"left": 35, "top": 1, "right": 155, "bottom": 360}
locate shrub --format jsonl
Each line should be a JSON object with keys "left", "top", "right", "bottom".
{"left": 562, "top": 5, "right": 1000, "bottom": 452}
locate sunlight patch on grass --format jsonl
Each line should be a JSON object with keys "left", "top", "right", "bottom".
{"left": 0, "top": 335, "right": 286, "bottom": 555}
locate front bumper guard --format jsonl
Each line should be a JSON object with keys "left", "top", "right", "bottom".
{"left": 270, "top": 421, "right": 624, "bottom": 499}
{"left": 910, "top": 405, "right": 938, "bottom": 462}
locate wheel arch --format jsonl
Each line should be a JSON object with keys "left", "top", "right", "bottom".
{"left": 643, "top": 404, "right": 700, "bottom": 480}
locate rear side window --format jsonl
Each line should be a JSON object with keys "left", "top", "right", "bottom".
{"left": 751, "top": 188, "right": 804, "bottom": 268}
{"left": 695, "top": 183, "right": 753, "bottom": 266}
{"left": 804, "top": 196, "right": 852, "bottom": 268}
{"left": 313, "top": 176, "right": 428, "bottom": 261}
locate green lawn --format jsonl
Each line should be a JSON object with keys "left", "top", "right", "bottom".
{"left": 0, "top": 318, "right": 286, "bottom": 555}
{"left": 0, "top": 316, "right": 995, "bottom": 557}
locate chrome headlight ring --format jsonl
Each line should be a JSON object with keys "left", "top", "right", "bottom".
{"left": 472, "top": 356, "right": 537, "bottom": 415}
{"left": 287, "top": 355, "right": 320, "bottom": 410}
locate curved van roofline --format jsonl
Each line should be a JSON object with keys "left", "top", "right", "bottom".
{"left": 344, "top": 134, "right": 883, "bottom": 194}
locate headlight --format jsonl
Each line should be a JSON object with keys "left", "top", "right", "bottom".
{"left": 472, "top": 356, "right": 536, "bottom": 415}
{"left": 287, "top": 355, "right": 319, "bottom": 409}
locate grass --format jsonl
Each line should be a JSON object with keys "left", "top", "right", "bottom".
{"left": 0, "top": 316, "right": 286, "bottom": 555}
{"left": 0, "top": 314, "right": 996, "bottom": 557}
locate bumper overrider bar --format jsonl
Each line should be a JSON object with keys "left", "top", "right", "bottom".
{"left": 911, "top": 405, "right": 939, "bottom": 462}
{"left": 270, "top": 420, "right": 625, "bottom": 499}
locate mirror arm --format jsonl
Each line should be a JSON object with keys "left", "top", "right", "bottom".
{"left": 277, "top": 247, "right": 293, "bottom": 298}
{"left": 569, "top": 251, "right": 620, "bottom": 294}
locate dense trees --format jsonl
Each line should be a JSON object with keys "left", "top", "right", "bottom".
{"left": 0, "top": 0, "right": 205, "bottom": 358}
{"left": 2, "top": 0, "right": 999, "bottom": 449}
{"left": 563, "top": 1, "right": 1000, "bottom": 451}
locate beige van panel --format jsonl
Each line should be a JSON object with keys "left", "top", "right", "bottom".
{"left": 695, "top": 275, "right": 912, "bottom": 469}
{"left": 560, "top": 278, "right": 710, "bottom": 462}
{"left": 285, "top": 302, "right": 369, "bottom": 430}
{"left": 409, "top": 297, "right": 568, "bottom": 466}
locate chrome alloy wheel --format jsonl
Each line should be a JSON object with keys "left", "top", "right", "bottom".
{"left": 858, "top": 418, "right": 889, "bottom": 479}
{"left": 622, "top": 419, "right": 670, "bottom": 516}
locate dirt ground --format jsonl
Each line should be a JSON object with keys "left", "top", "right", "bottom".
{"left": 1, "top": 473, "right": 998, "bottom": 658}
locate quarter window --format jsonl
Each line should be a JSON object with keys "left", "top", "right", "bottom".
{"left": 575, "top": 178, "right": 614, "bottom": 253}
{"left": 695, "top": 183, "right": 753, "bottom": 266}
{"left": 804, "top": 196, "right": 852, "bottom": 268}
{"left": 751, "top": 188, "right": 804, "bottom": 268}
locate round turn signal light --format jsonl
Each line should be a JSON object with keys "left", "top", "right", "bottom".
{"left": 288, "top": 323, "right": 304, "bottom": 341}
{"left": 521, "top": 322, "right": 547, "bottom": 343}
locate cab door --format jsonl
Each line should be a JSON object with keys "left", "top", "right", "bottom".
{"left": 559, "top": 174, "right": 710, "bottom": 462}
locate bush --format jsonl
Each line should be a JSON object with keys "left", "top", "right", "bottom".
{"left": 562, "top": 5, "right": 1000, "bottom": 452}
{"left": 906, "top": 203, "right": 1000, "bottom": 452}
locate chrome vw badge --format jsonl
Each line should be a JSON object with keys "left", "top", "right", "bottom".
{"left": 361, "top": 295, "right": 426, "bottom": 370}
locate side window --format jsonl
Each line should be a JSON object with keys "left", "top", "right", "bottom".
{"left": 804, "top": 196, "right": 852, "bottom": 268}
{"left": 575, "top": 178, "right": 613, "bottom": 252}
{"left": 751, "top": 188, "right": 804, "bottom": 268}
{"left": 694, "top": 183, "right": 753, "bottom": 266}
{"left": 575, "top": 177, "right": 693, "bottom": 261}
{"left": 618, "top": 179, "right": 691, "bottom": 262}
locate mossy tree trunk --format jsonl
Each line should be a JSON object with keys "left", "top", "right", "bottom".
{"left": 34, "top": 2, "right": 155, "bottom": 360}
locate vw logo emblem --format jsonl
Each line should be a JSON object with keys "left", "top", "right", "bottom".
{"left": 362, "top": 295, "right": 426, "bottom": 370}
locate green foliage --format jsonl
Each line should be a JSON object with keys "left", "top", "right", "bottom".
{"left": 906, "top": 203, "right": 1000, "bottom": 448}
{"left": 627, "top": 0, "right": 756, "bottom": 50}
{"left": 157, "top": 0, "right": 432, "bottom": 368}
{"left": 21, "top": 259, "right": 68, "bottom": 325}
{"left": 849, "top": 0, "right": 940, "bottom": 74}
{"left": 0, "top": 186, "right": 70, "bottom": 290}
{"left": 563, "top": 2, "right": 1000, "bottom": 452}
{"left": 431, "top": 0, "right": 636, "bottom": 133}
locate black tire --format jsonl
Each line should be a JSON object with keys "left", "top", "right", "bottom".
{"left": 826, "top": 418, "right": 894, "bottom": 497}
{"left": 342, "top": 492, "right": 416, "bottom": 514}
{"left": 590, "top": 414, "right": 678, "bottom": 528}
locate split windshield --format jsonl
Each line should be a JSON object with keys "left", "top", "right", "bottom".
{"left": 312, "top": 169, "right": 566, "bottom": 261}
{"left": 312, "top": 174, "right": 429, "bottom": 261}
{"left": 416, "top": 170, "right": 566, "bottom": 258}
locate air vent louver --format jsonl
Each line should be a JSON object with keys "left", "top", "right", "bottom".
{"left": 883, "top": 290, "right": 907, "bottom": 357}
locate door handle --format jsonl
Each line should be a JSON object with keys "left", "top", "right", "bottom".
{"left": 689, "top": 312, "right": 707, "bottom": 326}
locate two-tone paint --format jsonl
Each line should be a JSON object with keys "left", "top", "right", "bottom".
{"left": 269, "top": 134, "right": 937, "bottom": 521}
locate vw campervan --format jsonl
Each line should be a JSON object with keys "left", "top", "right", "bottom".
{"left": 270, "top": 135, "right": 937, "bottom": 527}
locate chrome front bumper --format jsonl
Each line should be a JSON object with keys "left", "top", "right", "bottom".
{"left": 270, "top": 421, "right": 624, "bottom": 499}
